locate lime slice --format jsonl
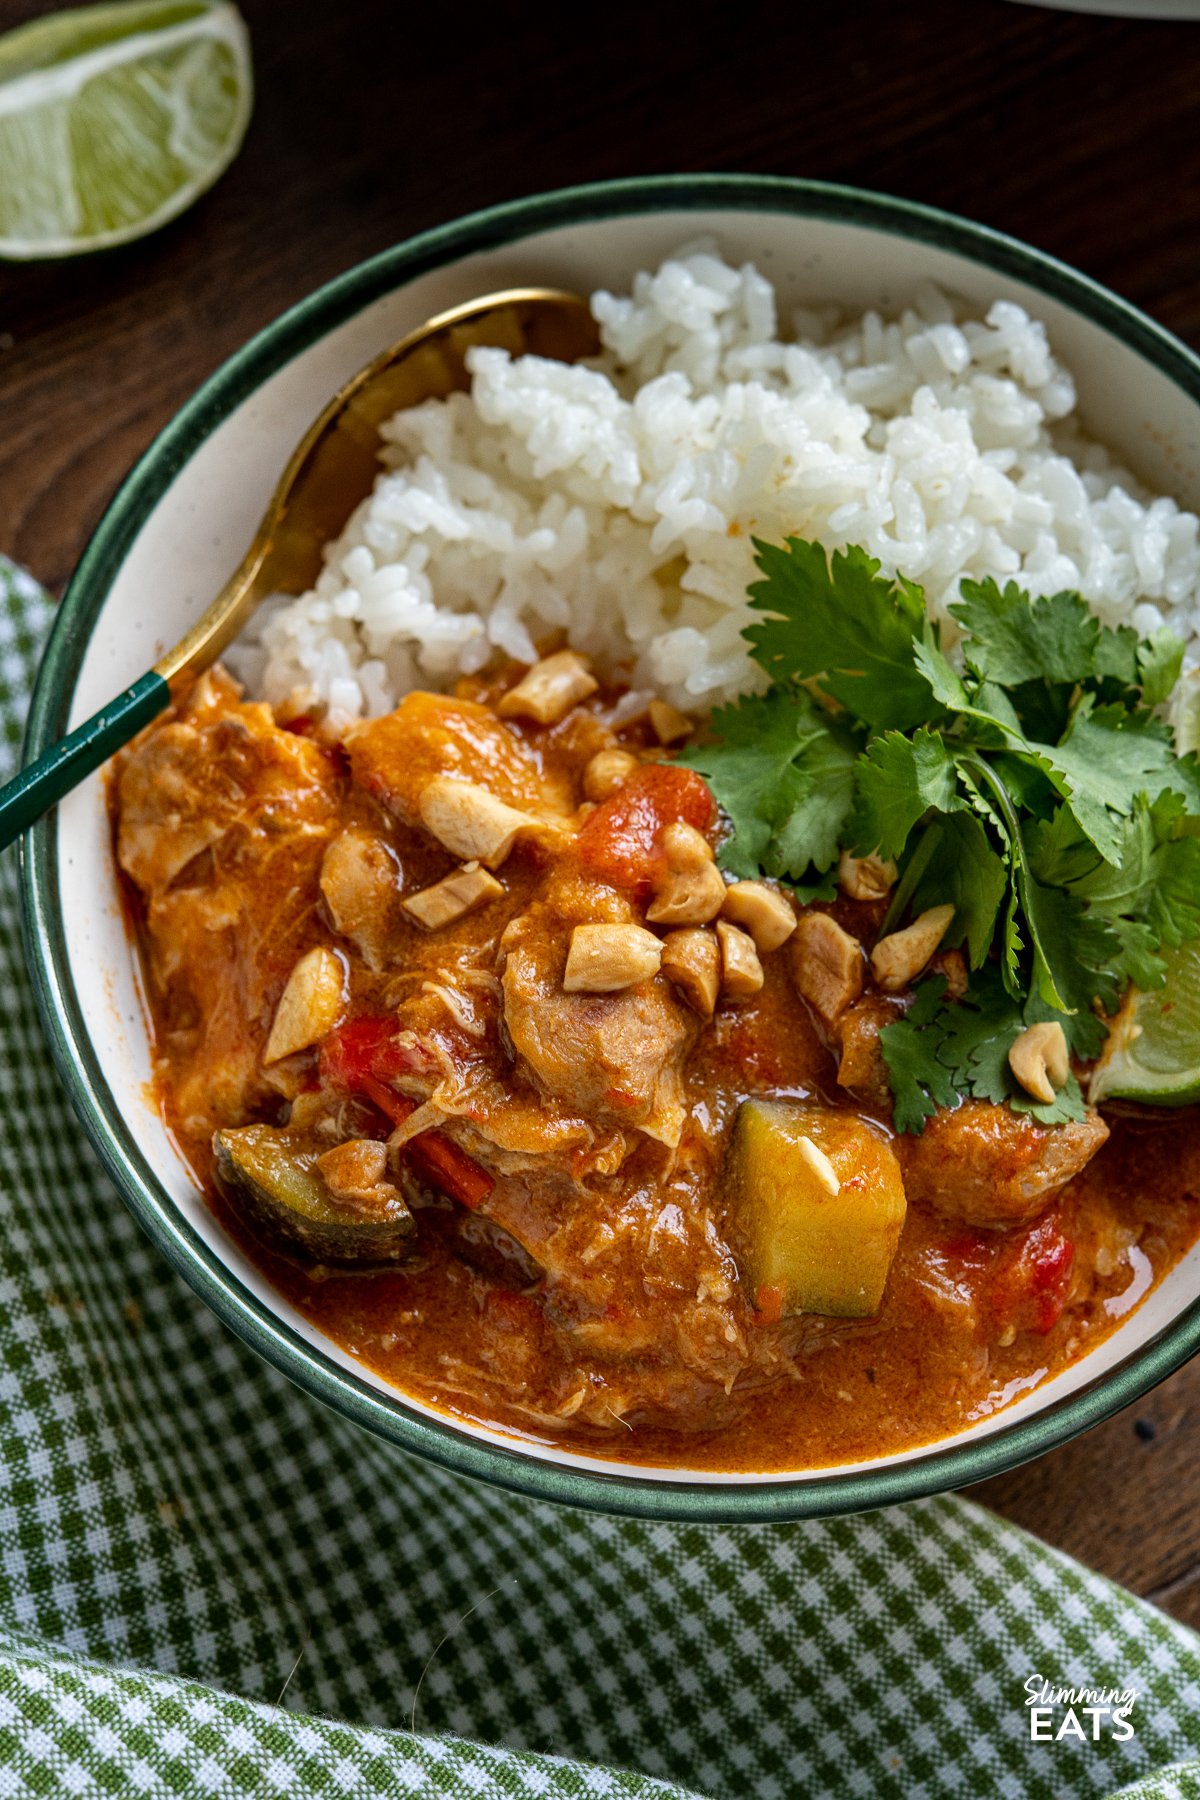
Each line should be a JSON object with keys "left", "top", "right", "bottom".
{"left": 0, "top": 0, "right": 252, "bottom": 261}
{"left": 1089, "top": 939, "right": 1200, "bottom": 1106}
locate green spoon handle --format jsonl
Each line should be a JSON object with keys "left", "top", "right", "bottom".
{"left": 0, "top": 671, "right": 170, "bottom": 853}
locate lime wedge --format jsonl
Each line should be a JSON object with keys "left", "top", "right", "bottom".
{"left": 1090, "top": 939, "right": 1200, "bottom": 1106}
{"left": 0, "top": 0, "right": 252, "bottom": 261}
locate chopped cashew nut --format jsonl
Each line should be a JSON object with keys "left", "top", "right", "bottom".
{"left": 418, "top": 777, "right": 536, "bottom": 868}
{"left": 648, "top": 699, "right": 693, "bottom": 744}
{"left": 264, "top": 947, "right": 346, "bottom": 1064}
{"left": 796, "top": 1134, "right": 841, "bottom": 1196}
{"left": 717, "top": 921, "right": 764, "bottom": 999}
{"left": 497, "top": 650, "right": 598, "bottom": 725}
{"left": 402, "top": 863, "right": 505, "bottom": 930}
{"left": 647, "top": 860, "right": 726, "bottom": 926}
{"left": 838, "top": 849, "right": 899, "bottom": 902}
{"left": 790, "top": 913, "right": 864, "bottom": 1023}
{"left": 870, "top": 905, "right": 955, "bottom": 993}
{"left": 660, "top": 929, "right": 720, "bottom": 1016}
{"left": 563, "top": 923, "right": 662, "bottom": 993}
{"left": 1009, "top": 1020, "right": 1071, "bottom": 1105}
{"left": 583, "top": 748, "right": 639, "bottom": 802}
{"left": 721, "top": 881, "right": 796, "bottom": 952}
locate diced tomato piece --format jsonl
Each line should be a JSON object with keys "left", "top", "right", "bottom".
{"left": 320, "top": 1019, "right": 492, "bottom": 1210}
{"left": 319, "top": 1017, "right": 430, "bottom": 1088}
{"left": 991, "top": 1215, "right": 1075, "bottom": 1339}
{"left": 577, "top": 764, "right": 716, "bottom": 898}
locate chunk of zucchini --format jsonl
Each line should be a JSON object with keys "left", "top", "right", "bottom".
{"left": 213, "top": 1124, "right": 416, "bottom": 1267}
{"left": 726, "top": 1100, "right": 906, "bottom": 1317}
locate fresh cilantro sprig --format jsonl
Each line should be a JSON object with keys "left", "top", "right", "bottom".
{"left": 678, "top": 538, "right": 1200, "bottom": 1130}
{"left": 879, "top": 968, "right": 1089, "bottom": 1135}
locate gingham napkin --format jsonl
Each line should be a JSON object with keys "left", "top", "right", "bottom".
{"left": 3, "top": 557, "right": 1200, "bottom": 1800}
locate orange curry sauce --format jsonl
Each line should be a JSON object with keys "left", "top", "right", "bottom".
{"left": 113, "top": 664, "right": 1200, "bottom": 1471}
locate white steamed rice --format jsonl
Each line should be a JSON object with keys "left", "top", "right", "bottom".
{"left": 231, "top": 244, "right": 1200, "bottom": 728}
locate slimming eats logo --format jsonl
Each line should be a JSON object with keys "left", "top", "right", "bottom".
{"left": 1025, "top": 1674, "right": 1138, "bottom": 1742}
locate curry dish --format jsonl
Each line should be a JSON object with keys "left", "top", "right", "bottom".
{"left": 114, "top": 651, "right": 1200, "bottom": 1470}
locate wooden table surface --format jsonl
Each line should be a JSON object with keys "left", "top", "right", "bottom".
{"left": 4, "top": 0, "right": 1200, "bottom": 1619}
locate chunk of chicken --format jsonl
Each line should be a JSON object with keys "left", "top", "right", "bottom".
{"left": 347, "top": 690, "right": 573, "bottom": 823}
{"left": 118, "top": 670, "right": 337, "bottom": 892}
{"left": 791, "top": 912, "right": 864, "bottom": 1024}
{"left": 501, "top": 899, "right": 697, "bottom": 1148}
{"left": 116, "top": 673, "right": 343, "bottom": 1138}
{"left": 833, "top": 995, "right": 902, "bottom": 1107}
{"left": 319, "top": 831, "right": 405, "bottom": 969}
{"left": 899, "top": 1099, "right": 1110, "bottom": 1228}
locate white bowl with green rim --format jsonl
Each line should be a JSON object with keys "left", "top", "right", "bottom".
{"left": 21, "top": 174, "right": 1200, "bottom": 1520}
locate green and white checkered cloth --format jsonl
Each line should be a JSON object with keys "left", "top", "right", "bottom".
{"left": 2, "top": 558, "right": 1200, "bottom": 1800}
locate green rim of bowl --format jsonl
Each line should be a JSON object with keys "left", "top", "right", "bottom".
{"left": 21, "top": 172, "right": 1200, "bottom": 1522}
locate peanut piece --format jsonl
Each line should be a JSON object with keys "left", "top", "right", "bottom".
{"left": 402, "top": 863, "right": 505, "bottom": 930}
{"left": 838, "top": 849, "right": 899, "bottom": 902}
{"left": 264, "top": 947, "right": 346, "bottom": 1064}
{"left": 563, "top": 923, "right": 662, "bottom": 993}
{"left": 870, "top": 905, "right": 955, "bottom": 993}
{"left": 316, "top": 1138, "right": 389, "bottom": 1199}
{"left": 660, "top": 930, "right": 721, "bottom": 1017}
{"left": 796, "top": 1134, "right": 841, "bottom": 1196}
{"left": 647, "top": 860, "right": 726, "bottom": 926}
{"left": 721, "top": 881, "right": 796, "bottom": 952}
{"left": 497, "top": 650, "right": 598, "bottom": 725}
{"left": 648, "top": 699, "right": 693, "bottom": 745}
{"left": 716, "top": 920, "right": 764, "bottom": 1000}
{"left": 661, "top": 820, "right": 714, "bottom": 871}
{"left": 419, "top": 777, "right": 536, "bottom": 869}
{"left": 1009, "top": 1021, "right": 1070, "bottom": 1105}
{"left": 583, "top": 748, "right": 639, "bottom": 802}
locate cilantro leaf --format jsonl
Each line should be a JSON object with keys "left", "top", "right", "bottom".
{"left": 1036, "top": 701, "right": 1191, "bottom": 861}
{"left": 879, "top": 981, "right": 960, "bottom": 1134}
{"left": 1139, "top": 627, "right": 1186, "bottom": 707}
{"left": 1018, "top": 879, "right": 1114, "bottom": 1053}
{"left": 881, "top": 966, "right": 1089, "bottom": 1134}
{"left": 913, "top": 624, "right": 970, "bottom": 712}
{"left": 951, "top": 581, "right": 1101, "bottom": 686}
{"left": 907, "top": 813, "right": 1009, "bottom": 968}
{"left": 1148, "top": 836, "right": 1200, "bottom": 949}
{"left": 686, "top": 535, "right": 1199, "bottom": 1132}
{"left": 680, "top": 688, "right": 859, "bottom": 883}
{"left": 850, "top": 727, "right": 965, "bottom": 863}
{"left": 744, "top": 538, "right": 938, "bottom": 730}
{"left": 1092, "top": 621, "right": 1141, "bottom": 687}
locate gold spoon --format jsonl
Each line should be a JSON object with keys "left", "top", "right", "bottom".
{"left": 0, "top": 288, "right": 598, "bottom": 850}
